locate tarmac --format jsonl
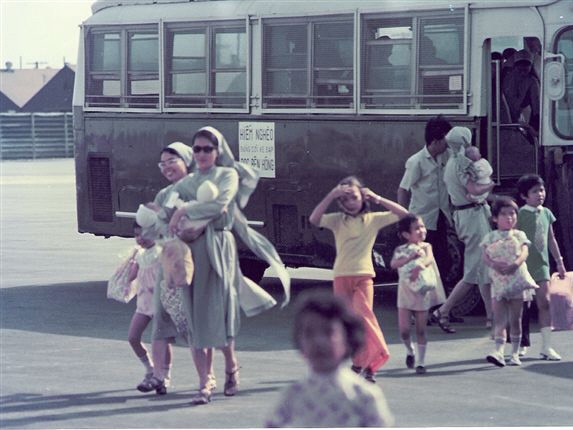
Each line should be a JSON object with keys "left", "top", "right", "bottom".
{"left": 1, "top": 159, "right": 573, "bottom": 428}
{"left": 1, "top": 280, "right": 573, "bottom": 429}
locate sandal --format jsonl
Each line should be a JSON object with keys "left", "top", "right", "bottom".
{"left": 190, "top": 387, "right": 212, "bottom": 405}
{"left": 224, "top": 367, "right": 240, "bottom": 397}
{"left": 432, "top": 309, "right": 456, "bottom": 334}
{"left": 137, "top": 376, "right": 167, "bottom": 395}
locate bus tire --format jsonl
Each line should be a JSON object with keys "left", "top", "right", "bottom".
{"left": 240, "top": 259, "right": 268, "bottom": 284}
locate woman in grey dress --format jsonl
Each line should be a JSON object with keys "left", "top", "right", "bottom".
{"left": 168, "top": 126, "right": 290, "bottom": 405}
{"left": 432, "top": 127, "right": 494, "bottom": 333}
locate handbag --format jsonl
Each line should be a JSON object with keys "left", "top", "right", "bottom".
{"left": 107, "top": 249, "right": 139, "bottom": 303}
{"left": 176, "top": 216, "right": 209, "bottom": 243}
{"left": 159, "top": 280, "right": 188, "bottom": 337}
{"left": 161, "top": 237, "right": 194, "bottom": 289}
{"left": 549, "top": 272, "right": 573, "bottom": 331}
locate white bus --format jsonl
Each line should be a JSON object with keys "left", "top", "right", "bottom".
{"left": 74, "top": 0, "right": 573, "bottom": 313}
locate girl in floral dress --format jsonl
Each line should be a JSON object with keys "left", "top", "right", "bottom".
{"left": 480, "top": 197, "right": 537, "bottom": 367}
{"left": 391, "top": 214, "right": 446, "bottom": 374}
{"left": 126, "top": 223, "right": 169, "bottom": 392}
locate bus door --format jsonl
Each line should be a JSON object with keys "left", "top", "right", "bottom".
{"left": 487, "top": 36, "right": 540, "bottom": 185}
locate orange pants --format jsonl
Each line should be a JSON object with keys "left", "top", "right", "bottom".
{"left": 333, "top": 276, "right": 390, "bottom": 372}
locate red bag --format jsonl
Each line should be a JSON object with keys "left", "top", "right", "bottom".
{"left": 549, "top": 272, "right": 573, "bottom": 331}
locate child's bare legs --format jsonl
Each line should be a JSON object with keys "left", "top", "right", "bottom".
{"left": 536, "top": 281, "right": 561, "bottom": 359}
{"left": 152, "top": 338, "right": 174, "bottom": 382}
{"left": 398, "top": 308, "right": 415, "bottom": 367}
{"left": 487, "top": 298, "right": 508, "bottom": 366}
{"left": 128, "top": 313, "right": 153, "bottom": 378}
{"left": 507, "top": 299, "right": 523, "bottom": 362}
{"left": 413, "top": 310, "right": 428, "bottom": 373}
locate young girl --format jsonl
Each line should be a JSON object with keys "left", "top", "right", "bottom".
{"left": 516, "top": 174, "right": 567, "bottom": 360}
{"left": 390, "top": 214, "right": 446, "bottom": 374}
{"left": 264, "top": 291, "right": 394, "bottom": 428}
{"left": 309, "top": 176, "right": 408, "bottom": 382}
{"left": 480, "top": 197, "right": 537, "bottom": 367}
{"left": 127, "top": 223, "right": 172, "bottom": 393}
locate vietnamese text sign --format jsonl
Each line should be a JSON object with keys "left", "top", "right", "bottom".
{"left": 238, "top": 122, "right": 275, "bottom": 178}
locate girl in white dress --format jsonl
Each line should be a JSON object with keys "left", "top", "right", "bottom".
{"left": 480, "top": 197, "right": 537, "bottom": 367}
{"left": 391, "top": 214, "right": 446, "bottom": 374}
{"left": 126, "top": 223, "right": 167, "bottom": 392}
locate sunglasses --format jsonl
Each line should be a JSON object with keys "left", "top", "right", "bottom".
{"left": 192, "top": 145, "right": 216, "bottom": 154}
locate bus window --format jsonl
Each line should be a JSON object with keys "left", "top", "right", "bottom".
{"left": 262, "top": 16, "right": 354, "bottom": 109}
{"left": 85, "top": 26, "right": 158, "bottom": 109}
{"left": 127, "top": 31, "right": 159, "bottom": 108}
{"left": 418, "top": 17, "right": 464, "bottom": 107}
{"left": 361, "top": 12, "right": 465, "bottom": 111}
{"left": 554, "top": 27, "right": 573, "bottom": 138}
{"left": 86, "top": 31, "right": 121, "bottom": 107}
{"left": 362, "top": 17, "right": 412, "bottom": 108}
{"left": 214, "top": 28, "right": 247, "bottom": 107}
{"left": 165, "top": 22, "right": 247, "bottom": 109}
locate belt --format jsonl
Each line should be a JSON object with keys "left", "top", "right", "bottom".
{"left": 451, "top": 202, "right": 484, "bottom": 211}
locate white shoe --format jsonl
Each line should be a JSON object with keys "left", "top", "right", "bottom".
{"left": 540, "top": 347, "right": 562, "bottom": 361}
{"left": 518, "top": 346, "right": 528, "bottom": 357}
{"left": 486, "top": 351, "right": 506, "bottom": 367}
{"left": 509, "top": 353, "right": 522, "bottom": 366}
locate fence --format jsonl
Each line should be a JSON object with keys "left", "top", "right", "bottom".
{"left": 0, "top": 113, "right": 74, "bottom": 160}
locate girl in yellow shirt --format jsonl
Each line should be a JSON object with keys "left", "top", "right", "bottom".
{"left": 309, "top": 176, "right": 408, "bottom": 382}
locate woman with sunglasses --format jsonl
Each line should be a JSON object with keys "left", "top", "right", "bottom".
{"left": 166, "top": 126, "right": 289, "bottom": 405}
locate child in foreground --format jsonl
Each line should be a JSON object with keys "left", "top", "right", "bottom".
{"left": 391, "top": 214, "right": 446, "bottom": 374}
{"left": 480, "top": 197, "right": 537, "bottom": 367}
{"left": 264, "top": 290, "right": 394, "bottom": 428}
{"left": 309, "top": 176, "right": 408, "bottom": 383}
{"left": 127, "top": 222, "right": 172, "bottom": 393}
{"left": 516, "top": 174, "right": 567, "bottom": 360}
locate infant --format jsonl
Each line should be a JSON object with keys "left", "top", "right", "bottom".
{"left": 462, "top": 146, "right": 493, "bottom": 203}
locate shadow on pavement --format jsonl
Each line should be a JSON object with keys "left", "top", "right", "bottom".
{"left": 1, "top": 278, "right": 496, "bottom": 352}
{"left": 524, "top": 361, "right": 573, "bottom": 380}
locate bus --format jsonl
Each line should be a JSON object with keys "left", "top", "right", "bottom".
{"left": 73, "top": 0, "right": 573, "bottom": 314}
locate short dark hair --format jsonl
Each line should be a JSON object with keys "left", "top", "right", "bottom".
{"left": 293, "top": 290, "right": 364, "bottom": 359}
{"left": 337, "top": 175, "right": 370, "bottom": 214}
{"left": 192, "top": 129, "right": 219, "bottom": 147}
{"left": 516, "top": 174, "right": 544, "bottom": 200}
{"left": 160, "top": 146, "right": 183, "bottom": 159}
{"left": 491, "top": 196, "right": 518, "bottom": 218}
{"left": 424, "top": 115, "right": 452, "bottom": 146}
{"left": 397, "top": 213, "right": 421, "bottom": 237}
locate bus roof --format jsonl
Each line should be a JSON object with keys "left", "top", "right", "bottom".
{"left": 87, "top": 0, "right": 560, "bottom": 24}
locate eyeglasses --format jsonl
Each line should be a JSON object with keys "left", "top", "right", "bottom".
{"left": 192, "top": 145, "right": 216, "bottom": 154}
{"left": 157, "top": 158, "right": 181, "bottom": 169}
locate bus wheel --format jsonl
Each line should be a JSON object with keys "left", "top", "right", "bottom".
{"left": 452, "top": 288, "right": 483, "bottom": 317}
{"left": 240, "top": 259, "right": 268, "bottom": 284}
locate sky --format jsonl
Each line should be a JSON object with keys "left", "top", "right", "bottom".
{"left": 0, "top": 0, "right": 93, "bottom": 69}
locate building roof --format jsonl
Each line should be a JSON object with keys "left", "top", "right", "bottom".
{"left": 0, "top": 68, "right": 61, "bottom": 108}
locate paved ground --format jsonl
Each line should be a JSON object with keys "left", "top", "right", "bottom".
{"left": 1, "top": 159, "right": 573, "bottom": 428}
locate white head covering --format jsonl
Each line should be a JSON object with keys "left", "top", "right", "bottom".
{"left": 446, "top": 126, "right": 473, "bottom": 153}
{"left": 135, "top": 204, "right": 158, "bottom": 228}
{"left": 194, "top": 126, "right": 259, "bottom": 208}
{"left": 166, "top": 141, "right": 193, "bottom": 167}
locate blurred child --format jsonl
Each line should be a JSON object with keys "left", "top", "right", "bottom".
{"left": 127, "top": 222, "right": 172, "bottom": 393}
{"left": 264, "top": 291, "right": 394, "bottom": 427}
{"left": 309, "top": 176, "right": 408, "bottom": 382}
{"left": 481, "top": 197, "right": 537, "bottom": 367}
{"left": 391, "top": 214, "right": 446, "bottom": 374}
{"left": 462, "top": 146, "right": 493, "bottom": 203}
{"left": 516, "top": 174, "right": 567, "bottom": 360}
